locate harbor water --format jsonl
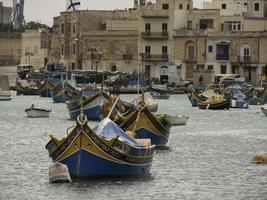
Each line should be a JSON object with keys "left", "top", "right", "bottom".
{"left": 0, "top": 94, "right": 266, "bottom": 200}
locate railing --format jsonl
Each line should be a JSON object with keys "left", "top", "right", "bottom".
{"left": 184, "top": 58, "right": 196, "bottom": 63}
{"left": 140, "top": 10, "right": 169, "bottom": 18}
{"left": 140, "top": 53, "right": 169, "bottom": 61}
{"left": 141, "top": 31, "right": 169, "bottom": 39}
{"left": 237, "top": 56, "right": 251, "bottom": 63}
{"left": 216, "top": 54, "right": 229, "bottom": 61}
{"left": 123, "top": 54, "right": 133, "bottom": 60}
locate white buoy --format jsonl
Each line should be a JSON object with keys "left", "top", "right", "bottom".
{"left": 49, "top": 163, "right": 72, "bottom": 183}
{"left": 250, "top": 154, "right": 267, "bottom": 164}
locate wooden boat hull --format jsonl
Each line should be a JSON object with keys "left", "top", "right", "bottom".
{"left": 50, "top": 82, "right": 66, "bottom": 103}
{"left": 188, "top": 90, "right": 207, "bottom": 107}
{"left": 46, "top": 116, "right": 155, "bottom": 178}
{"left": 0, "top": 91, "right": 12, "bottom": 100}
{"left": 198, "top": 98, "right": 231, "bottom": 110}
{"left": 67, "top": 93, "right": 103, "bottom": 120}
{"left": 116, "top": 108, "right": 171, "bottom": 146}
{"left": 262, "top": 107, "right": 267, "bottom": 116}
{"left": 25, "top": 108, "right": 51, "bottom": 118}
{"left": 231, "top": 99, "right": 249, "bottom": 109}
{"left": 16, "top": 81, "right": 47, "bottom": 96}
{"left": 165, "top": 115, "right": 188, "bottom": 125}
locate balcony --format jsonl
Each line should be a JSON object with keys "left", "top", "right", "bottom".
{"left": 140, "top": 53, "right": 169, "bottom": 62}
{"left": 237, "top": 56, "right": 252, "bottom": 63}
{"left": 216, "top": 54, "right": 229, "bottom": 61}
{"left": 184, "top": 58, "right": 196, "bottom": 63}
{"left": 123, "top": 54, "right": 133, "bottom": 60}
{"left": 140, "top": 10, "right": 169, "bottom": 18}
{"left": 141, "top": 31, "right": 169, "bottom": 40}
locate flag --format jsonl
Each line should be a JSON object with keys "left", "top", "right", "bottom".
{"left": 66, "top": 0, "right": 80, "bottom": 11}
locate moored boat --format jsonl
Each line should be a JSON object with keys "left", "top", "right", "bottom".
{"left": 66, "top": 92, "right": 104, "bottom": 120}
{"left": 133, "top": 92, "right": 158, "bottom": 112}
{"left": 0, "top": 90, "right": 12, "bottom": 100}
{"left": 45, "top": 114, "right": 155, "bottom": 178}
{"left": 114, "top": 104, "right": 172, "bottom": 147}
{"left": 165, "top": 114, "right": 188, "bottom": 126}
{"left": 198, "top": 96, "right": 231, "bottom": 110}
{"left": 16, "top": 80, "right": 49, "bottom": 96}
{"left": 25, "top": 104, "right": 52, "bottom": 118}
{"left": 188, "top": 90, "right": 208, "bottom": 107}
{"left": 261, "top": 106, "right": 267, "bottom": 116}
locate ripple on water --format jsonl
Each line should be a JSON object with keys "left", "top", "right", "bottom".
{"left": 0, "top": 94, "right": 266, "bottom": 200}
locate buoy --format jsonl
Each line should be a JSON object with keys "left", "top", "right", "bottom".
{"left": 250, "top": 154, "right": 267, "bottom": 164}
{"left": 49, "top": 162, "right": 72, "bottom": 183}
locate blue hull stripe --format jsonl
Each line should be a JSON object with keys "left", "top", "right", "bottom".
{"left": 69, "top": 105, "right": 101, "bottom": 120}
{"left": 60, "top": 149, "right": 152, "bottom": 177}
{"left": 136, "top": 128, "right": 168, "bottom": 146}
{"left": 52, "top": 95, "right": 66, "bottom": 103}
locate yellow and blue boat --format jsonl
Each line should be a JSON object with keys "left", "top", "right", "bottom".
{"left": 114, "top": 105, "right": 172, "bottom": 147}
{"left": 50, "top": 81, "right": 67, "bottom": 103}
{"left": 188, "top": 90, "right": 207, "bottom": 106}
{"left": 66, "top": 92, "right": 103, "bottom": 120}
{"left": 45, "top": 114, "right": 155, "bottom": 178}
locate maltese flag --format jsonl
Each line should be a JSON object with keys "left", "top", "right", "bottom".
{"left": 66, "top": 0, "right": 81, "bottom": 11}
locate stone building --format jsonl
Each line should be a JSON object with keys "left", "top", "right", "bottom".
{"left": 49, "top": 10, "right": 139, "bottom": 73}
{"left": 0, "top": 1, "right": 12, "bottom": 26}
{"left": 20, "top": 29, "right": 51, "bottom": 69}
{"left": 49, "top": 0, "right": 267, "bottom": 85}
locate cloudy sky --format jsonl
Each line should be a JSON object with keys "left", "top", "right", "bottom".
{"left": 2, "top": 0, "right": 207, "bottom": 25}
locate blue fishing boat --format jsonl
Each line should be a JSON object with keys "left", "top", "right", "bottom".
{"left": 66, "top": 93, "right": 103, "bottom": 120}
{"left": 45, "top": 114, "right": 155, "bottom": 178}
{"left": 114, "top": 104, "right": 172, "bottom": 147}
{"left": 225, "top": 87, "right": 249, "bottom": 109}
{"left": 50, "top": 82, "right": 67, "bottom": 103}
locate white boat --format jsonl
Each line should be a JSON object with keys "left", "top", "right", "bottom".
{"left": 165, "top": 114, "right": 189, "bottom": 126}
{"left": 25, "top": 104, "right": 52, "bottom": 118}
{"left": 0, "top": 90, "right": 12, "bottom": 100}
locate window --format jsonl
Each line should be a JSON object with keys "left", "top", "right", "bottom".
{"left": 72, "top": 23, "right": 76, "bottom": 33}
{"left": 61, "top": 44, "right": 64, "bottom": 55}
{"left": 187, "top": 21, "right": 192, "bottom": 30}
{"left": 255, "top": 3, "right": 259, "bottom": 11}
{"left": 162, "top": 23, "right": 168, "bottom": 32}
{"left": 221, "top": 65, "right": 227, "bottom": 74}
{"left": 208, "top": 45, "right": 213, "bottom": 53}
{"left": 145, "top": 23, "right": 150, "bottom": 32}
{"left": 61, "top": 24, "right": 64, "bottom": 34}
{"left": 187, "top": 4, "right": 190, "bottom": 10}
{"left": 162, "top": 4, "right": 169, "bottom": 10}
{"left": 145, "top": 46, "right": 151, "bottom": 54}
{"left": 222, "top": 4, "right": 226, "bottom": 9}
{"left": 208, "top": 65, "right": 214, "bottom": 70}
{"left": 179, "top": 4, "right": 183, "bottom": 9}
{"left": 199, "top": 19, "right": 214, "bottom": 29}
{"left": 145, "top": 65, "right": 151, "bottom": 79}
{"left": 162, "top": 46, "right": 168, "bottom": 54}
{"left": 188, "top": 46, "right": 194, "bottom": 60}
{"left": 73, "top": 43, "right": 76, "bottom": 55}
{"left": 223, "top": 21, "right": 241, "bottom": 31}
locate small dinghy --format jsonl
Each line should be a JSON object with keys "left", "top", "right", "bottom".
{"left": 165, "top": 114, "right": 189, "bottom": 126}
{"left": 25, "top": 104, "right": 52, "bottom": 118}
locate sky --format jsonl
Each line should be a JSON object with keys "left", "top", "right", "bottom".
{"left": 1, "top": 0, "right": 207, "bottom": 25}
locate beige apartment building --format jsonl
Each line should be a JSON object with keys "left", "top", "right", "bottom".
{"left": 49, "top": 0, "right": 267, "bottom": 85}
{"left": 20, "top": 29, "right": 50, "bottom": 69}
{"left": 0, "top": 2, "right": 12, "bottom": 25}
{"left": 49, "top": 10, "right": 139, "bottom": 73}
